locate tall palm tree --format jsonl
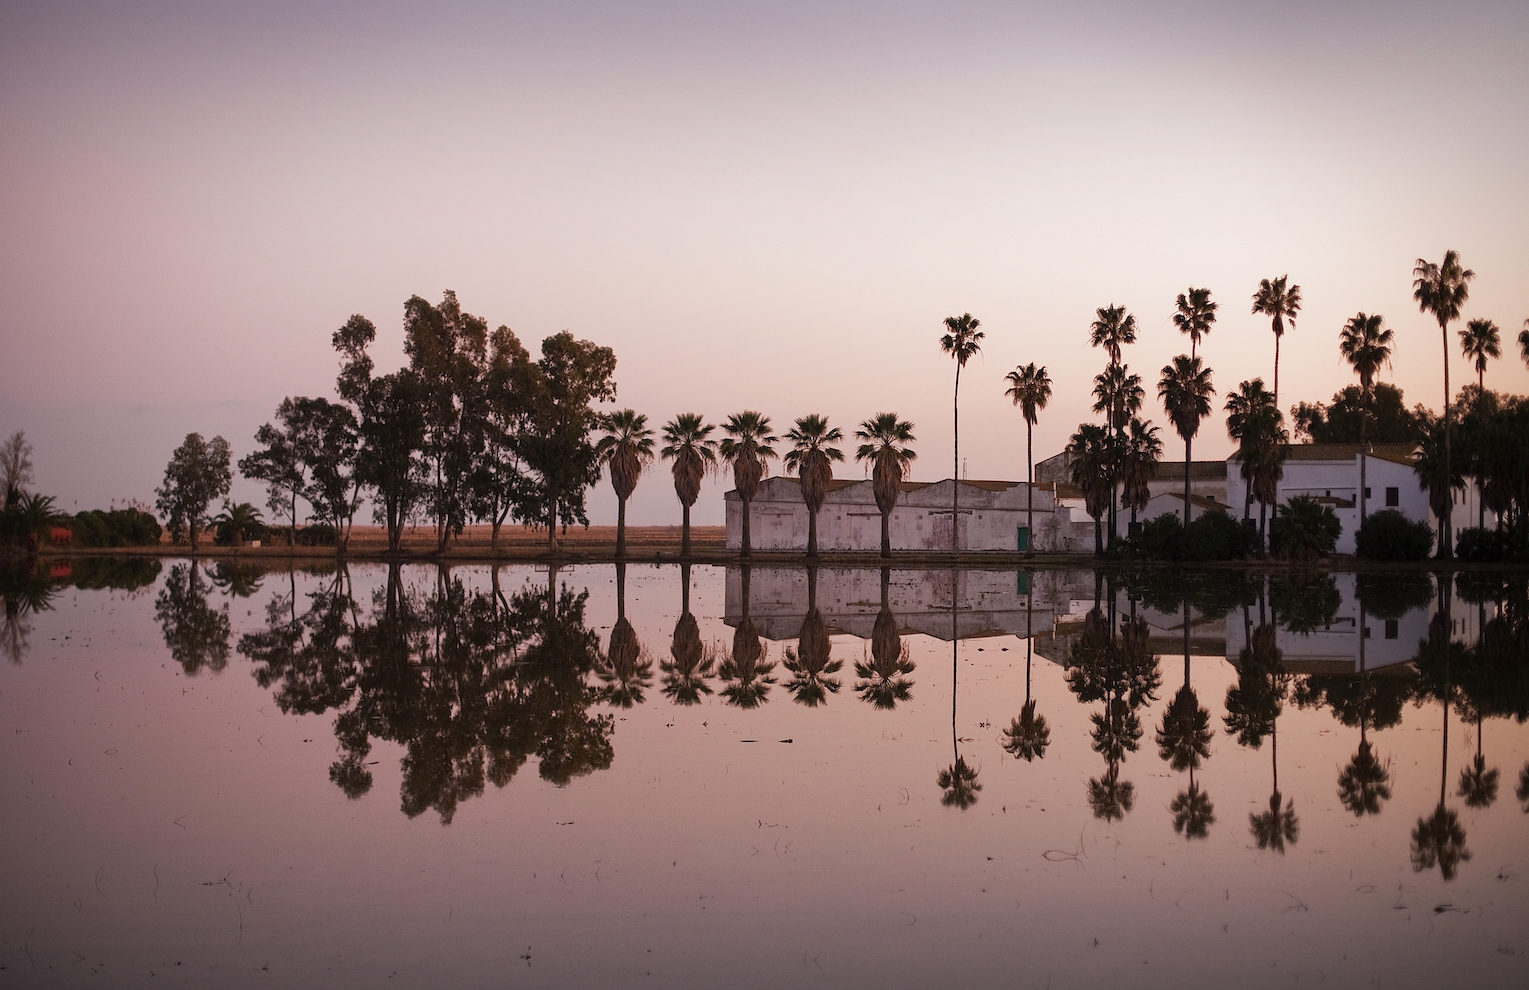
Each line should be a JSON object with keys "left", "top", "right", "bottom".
{"left": 1459, "top": 318, "right": 1500, "bottom": 392}
{"left": 854, "top": 413, "right": 917, "bottom": 558}
{"left": 1413, "top": 250, "right": 1475, "bottom": 560}
{"left": 1172, "top": 287, "right": 1218, "bottom": 362}
{"left": 1066, "top": 424, "right": 1114, "bottom": 554}
{"left": 1251, "top": 276, "right": 1302, "bottom": 409}
{"left": 1158, "top": 356, "right": 1216, "bottom": 519}
{"left": 1225, "top": 378, "right": 1281, "bottom": 534}
{"left": 1338, "top": 313, "right": 1394, "bottom": 525}
{"left": 1120, "top": 418, "right": 1162, "bottom": 532}
{"left": 1519, "top": 320, "right": 1529, "bottom": 369}
{"left": 660, "top": 414, "right": 717, "bottom": 559}
{"left": 719, "top": 412, "right": 778, "bottom": 559}
{"left": 783, "top": 414, "right": 845, "bottom": 559}
{"left": 1092, "top": 364, "right": 1144, "bottom": 540}
{"left": 1004, "top": 363, "right": 1051, "bottom": 556}
{"left": 597, "top": 410, "right": 655, "bottom": 559}
{"left": 1090, "top": 304, "right": 1138, "bottom": 367}
{"left": 939, "top": 313, "right": 984, "bottom": 552}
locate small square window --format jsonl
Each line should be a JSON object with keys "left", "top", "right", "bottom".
{"left": 1384, "top": 619, "right": 1398, "bottom": 640}
{"left": 1364, "top": 487, "right": 1371, "bottom": 498}
{"left": 1385, "top": 487, "right": 1399, "bottom": 507}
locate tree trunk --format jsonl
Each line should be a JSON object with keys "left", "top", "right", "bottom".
{"left": 952, "top": 368, "right": 960, "bottom": 554}
{"left": 616, "top": 497, "right": 627, "bottom": 559}
{"left": 1183, "top": 437, "right": 1193, "bottom": 526}
{"left": 1273, "top": 333, "right": 1280, "bottom": 412}
{"left": 741, "top": 495, "right": 752, "bottom": 558}
{"left": 1359, "top": 390, "right": 1369, "bottom": 528}
{"left": 1025, "top": 422, "right": 1034, "bottom": 557}
{"left": 881, "top": 508, "right": 891, "bottom": 559}
{"left": 1440, "top": 318, "right": 1453, "bottom": 559}
{"left": 548, "top": 492, "right": 558, "bottom": 552}
{"left": 290, "top": 489, "right": 297, "bottom": 547}
{"left": 681, "top": 502, "right": 692, "bottom": 558}
{"left": 807, "top": 507, "right": 818, "bottom": 558}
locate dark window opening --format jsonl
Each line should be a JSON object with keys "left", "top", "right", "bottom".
{"left": 1385, "top": 487, "right": 1399, "bottom": 507}
{"left": 1384, "top": 619, "right": 1398, "bottom": 640}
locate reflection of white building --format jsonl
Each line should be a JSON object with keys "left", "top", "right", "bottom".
{"left": 1222, "top": 573, "right": 1429, "bottom": 674}
{"left": 724, "top": 477, "right": 1094, "bottom": 553}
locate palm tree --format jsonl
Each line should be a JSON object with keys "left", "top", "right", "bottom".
{"left": 1226, "top": 378, "right": 1285, "bottom": 544}
{"left": 1092, "top": 364, "right": 1144, "bottom": 540}
{"left": 1459, "top": 318, "right": 1500, "bottom": 392}
{"left": 719, "top": 412, "right": 778, "bottom": 559}
{"left": 1089, "top": 304, "right": 1138, "bottom": 367}
{"left": 1413, "top": 250, "right": 1475, "bottom": 560}
{"left": 1158, "top": 356, "right": 1216, "bottom": 518}
{"left": 1119, "top": 419, "right": 1162, "bottom": 533}
{"left": 212, "top": 501, "right": 263, "bottom": 548}
{"left": 660, "top": 414, "right": 717, "bottom": 559}
{"left": 1170, "top": 773, "right": 1216, "bottom": 839}
{"left": 1251, "top": 276, "right": 1302, "bottom": 409}
{"left": 597, "top": 410, "right": 655, "bottom": 560}
{"left": 1004, "top": 363, "right": 1051, "bottom": 556}
{"left": 854, "top": 413, "right": 917, "bottom": 558}
{"left": 1413, "top": 417, "right": 1465, "bottom": 552}
{"left": 1172, "top": 287, "right": 1218, "bottom": 362}
{"left": 1520, "top": 320, "right": 1529, "bottom": 369}
{"left": 783, "top": 415, "right": 845, "bottom": 559}
{"left": 1339, "top": 313, "right": 1395, "bottom": 525}
{"left": 939, "top": 313, "right": 984, "bottom": 552}
{"left": 1066, "top": 424, "right": 1113, "bottom": 554}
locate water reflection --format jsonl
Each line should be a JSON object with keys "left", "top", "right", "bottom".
{"left": 854, "top": 568, "right": 915, "bottom": 709}
{"left": 938, "top": 569, "right": 981, "bottom": 810}
{"left": 156, "top": 562, "right": 232, "bottom": 675}
{"left": 783, "top": 567, "right": 843, "bottom": 706}
{"left": 598, "top": 563, "right": 652, "bottom": 708}
{"left": 720, "top": 566, "right": 775, "bottom": 708}
{"left": 661, "top": 563, "right": 714, "bottom": 704}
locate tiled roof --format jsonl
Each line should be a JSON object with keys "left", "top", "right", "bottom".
{"left": 1230, "top": 443, "right": 1419, "bottom": 466}
{"left": 1153, "top": 460, "right": 1229, "bottom": 479}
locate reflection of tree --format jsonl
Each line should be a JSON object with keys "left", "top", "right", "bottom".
{"left": 1159, "top": 596, "right": 1214, "bottom": 839}
{"left": 1410, "top": 595, "right": 1471, "bottom": 881}
{"left": 784, "top": 568, "right": 843, "bottom": 706}
{"left": 855, "top": 568, "right": 913, "bottom": 709}
{"left": 1067, "top": 594, "right": 1159, "bottom": 823}
{"left": 1, "top": 561, "right": 55, "bottom": 665}
{"left": 207, "top": 560, "right": 265, "bottom": 598}
{"left": 661, "top": 563, "right": 714, "bottom": 705}
{"left": 597, "top": 564, "right": 652, "bottom": 708}
{"left": 1338, "top": 743, "right": 1392, "bottom": 817}
{"left": 1002, "top": 576, "right": 1050, "bottom": 761}
{"left": 938, "top": 569, "right": 981, "bottom": 810}
{"left": 1170, "top": 772, "right": 1215, "bottom": 839}
{"left": 719, "top": 567, "right": 775, "bottom": 708}
{"left": 1517, "top": 764, "right": 1529, "bottom": 813}
{"left": 238, "top": 563, "right": 615, "bottom": 823}
{"left": 1226, "top": 616, "right": 1297, "bottom": 853}
{"left": 1411, "top": 805, "right": 1471, "bottom": 881}
{"left": 1271, "top": 572, "right": 1342, "bottom": 633}
{"left": 155, "top": 562, "right": 231, "bottom": 675}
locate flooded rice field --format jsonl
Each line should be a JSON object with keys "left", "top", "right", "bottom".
{"left": 2, "top": 558, "right": 1527, "bottom": 988}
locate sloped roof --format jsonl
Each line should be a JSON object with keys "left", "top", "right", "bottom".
{"left": 1230, "top": 442, "right": 1419, "bottom": 466}
{"left": 1153, "top": 460, "right": 1229, "bottom": 479}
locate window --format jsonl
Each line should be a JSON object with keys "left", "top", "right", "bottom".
{"left": 1385, "top": 619, "right": 1398, "bottom": 640}
{"left": 1016, "top": 526, "right": 1029, "bottom": 551}
{"left": 1364, "top": 487, "right": 1371, "bottom": 498}
{"left": 1385, "top": 487, "right": 1399, "bottom": 507}
{"left": 1364, "top": 625, "right": 1371, "bottom": 638}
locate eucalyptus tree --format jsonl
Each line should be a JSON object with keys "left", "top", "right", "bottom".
{"left": 240, "top": 404, "right": 307, "bottom": 545}
{"left": 660, "top": 413, "right": 717, "bottom": 558}
{"left": 1066, "top": 424, "right": 1114, "bottom": 555}
{"left": 1158, "top": 356, "right": 1216, "bottom": 517}
{"left": 1339, "top": 312, "right": 1395, "bottom": 524}
{"left": 1251, "top": 276, "right": 1302, "bottom": 408}
{"left": 939, "top": 313, "right": 984, "bottom": 552}
{"left": 854, "top": 413, "right": 917, "bottom": 559}
{"left": 286, "top": 397, "right": 361, "bottom": 551}
{"left": 1413, "top": 250, "right": 1475, "bottom": 560}
{"left": 596, "top": 410, "right": 655, "bottom": 560}
{"left": 1089, "top": 304, "right": 1137, "bottom": 367}
{"left": 1004, "top": 363, "right": 1051, "bottom": 556}
{"left": 1172, "top": 287, "right": 1218, "bottom": 362}
{"left": 1459, "top": 318, "right": 1500, "bottom": 392}
{"left": 473, "top": 326, "right": 533, "bottom": 552}
{"left": 783, "top": 414, "right": 845, "bottom": 559}
{"left": 719, "top": 412, "right": 778, "bottom": 559}
{"left": 155, "top": 433, "right": 233, "bottom": 552}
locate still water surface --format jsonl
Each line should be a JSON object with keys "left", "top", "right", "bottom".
{"left": 2, "top": 559, "right": 1526, "bottom": 988}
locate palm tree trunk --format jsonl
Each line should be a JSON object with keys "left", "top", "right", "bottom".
{"left": 1183, "top": 437, "right": 1193, "bottom": 525}
{"left": 741, "top": 495, "right": 752, "bottom": 558}
{"left": 681, "top": 562, "right": 691, "bottom": 614}
{"left": 681, "top": 502, "right": 692, "bottom": 558}
{"left": 952, "top": 367, "right": 961, "bottom": 554}
{"left": 1273, "top": 333, "right": 1281, "bottom": 412}
{"left": 807, "top": 507, "right": 818, "bottom": 558}
{"left": 616, "top": 496, "right": 627, "bottom": 559}
{"left": 1025, "top": 421, "right": 1034, "bottom": 557}
{"left": 881, "top": 508, "right": 891, "bottom": 559}
{"left": 1441, "top": 318, "right": 1453, "bottom": 559}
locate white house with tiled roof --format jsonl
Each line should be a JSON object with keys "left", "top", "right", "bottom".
{"left": 1226, "top": 443, "right": 1431, "bottom": 554}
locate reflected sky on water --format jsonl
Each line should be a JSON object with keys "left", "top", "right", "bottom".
{"left": 2, "top": 558, "right": 1527, "bottom": 988}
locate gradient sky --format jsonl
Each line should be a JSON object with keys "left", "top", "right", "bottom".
{"left": 3, "top": 0, "right": 1526, "bottom": 527}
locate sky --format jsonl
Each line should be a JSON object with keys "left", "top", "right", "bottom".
{"left": 2, "top": 0, "right": 1527, "bottom": 527}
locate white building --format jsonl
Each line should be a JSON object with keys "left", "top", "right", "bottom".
{"left": 723, "top": 476, "right": 1085, "bottom": 553}
{"left": 1224, "top": 443, "right": 1433, "bottom": 555}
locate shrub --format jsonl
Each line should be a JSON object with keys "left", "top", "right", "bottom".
{"left": 1355, "top": 509, "right": 1434, "bottom": 561}
{"left": 1182, "top": 511, "right": 1252, "bottom": 561}
{"left": 70, "top": 508, "right": 162, "bottom": 547}
{"left": 1270, "top": 495, "right": 1340, "bottom": 561}
{"left": 297, "top": 523, "right": 339, "bottom": 547}
{"left": 1455, "top": 527, "right": 1510, "bottom": 563}
{"left": 1135, "top": 513, "right": 1184, "bottom": 560}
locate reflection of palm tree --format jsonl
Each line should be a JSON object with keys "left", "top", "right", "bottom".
{"left": 1517, "top": 763, "right": 1529, "bottom": 813}
{"left": 1170, "top": 771, "right": 1216, "bottom": 839}
{"left": 1157, "top": 604, "right": 1212, "bottom": 772}
{"left": 598, "top": 563, "right": 652, "bottom": 708}
{"left": 2, "top": 565, "right": 55, "bottom": 665}
{"left": 855, "top": 569, "right": 914, "bottom": 709}
{"left": 208, "top": 560, "right": 265, "bottom": 598}
{"left": 854, "top": 414, "right": 917, "bottom": 559}
{"left": 661, "top": 563, "right": 714, "bottom": 705}
{"left": 938, "top": 569, "right": 981, "bottom": 809}
{"left": 660, "top": 414, "right": 717, "bottom": 559}
{"left": 1069, "top": 600, "right": 1159, "bottom": 823}
{"left": 1250, "top": 791, "right": 1298, "bottom": 853}
{"left": 1002, "top": 579, "right": 1049, "bottom": 761}
{"left": 1226, "top": 621, "right": 1297, "bottom": 852}
{"left": 1339, "top": 742, "right": 1394, "bottom": 817}
{"left": 784, "top": 568, "right": 843, "bottom": 706}
{"left": 1411, "top": 805, "right": 1471, "bottom": 881}
{"left": 1456, "top": 714, "right": 1499, "bottom": 809}
{"left": 719, "top": 567, "right": 775, "bottom": 707}
{"left": 1087, "top": 770, "right": 1136, "bottom": 822}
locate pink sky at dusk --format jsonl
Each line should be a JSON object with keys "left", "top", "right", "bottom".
{"left": 3, "top": 0, "right": 1526, "bottom": 527}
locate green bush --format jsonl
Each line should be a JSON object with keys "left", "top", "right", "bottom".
{"left": 1182, "top": 511, "right": 1253, "bottom": 561}
{"left": 70, "top": 508, "right": 162, "bottom": 547}
{"left": 1355, "top": 509, "right": 1434, "bottom": 561}
{"left": 1270, "top": 495, "right": 1341, "bottom": 561}
{"left": 1455, "top": 527, "right": 1510, "bottom": 563}
{"left": 297, "top": 523, "right": 339, "bottom": 546}
{"left": 1134, "top": 513, "right": 1183, "bottom": 559}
